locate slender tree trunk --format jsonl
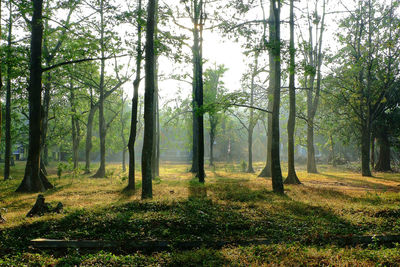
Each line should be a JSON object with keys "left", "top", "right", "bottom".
{"left": 70, "top": 82, "right": 80, "bottom": 169}
{"left": 41, "top": 70, "right": 51, "bottom": 168}
{"left": 247, "top": 52, "right": 258, "bottom": 174}
{"left": 93, "top": 0, "right": 106, "bottom": 178}
{"left": 371, "top": 133, "right": 375, "bottom": 169}
{"left": 141, "top": 0, "right": 157, "bottom": 199}
{"left": 126, "top": 0, "right": 143, "bottom": 191}
{"left": 209, "top": 123, "right": 215, "bottom": 166}
{"left": 330, "top": 134, "right": 336, "bottom": 167}
{"left": 361, "top": 121, "right": 372, "bottom": 176}
{"left": 306, "top": 119, "right": 318, "bottom": 173}
{"left": 270, "top": 0, "right": 284, "bottom": 194}
{"left": 16, "top": 0, "right": 53, "bottom": 192}
{"left": 4, "top": 3, "right": 12, "bottom": 181}
{"left": 84, "top": 105, "right": 96, "bottom": 174}
{"left": 375, "top": 128, "right": 391, "bottom": 172}
{"left": 259, "top": 96, "right": 272, "bottom": 177}
{"left": 284, "top": 0, "right": 300, "bottom": 185}
{"left": 247, "top": 127, "right": 254, "bottom": 173}
{"left": 191, "top": 0, "right": 205, "bottom": 182}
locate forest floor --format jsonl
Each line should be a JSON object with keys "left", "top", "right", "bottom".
{"left": 1, "top": 161, "right": 400, "bottom": 266}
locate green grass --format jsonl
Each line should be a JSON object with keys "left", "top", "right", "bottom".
{"left": 1, "top": 161, "right": 400, "bottom": 266}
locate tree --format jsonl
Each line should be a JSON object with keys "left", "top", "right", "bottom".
{"left": 284, "top": 0, "right": 301, "bottom": 184}
{"left": 300, "top": 0, "right": 327, "bottom": 174}
{"left": 16, "top": 0, "right": 54, "bottom": 192}
{"left": 203, "top": 64, "right": 227, "bottom": 166}
{"left": 141, "top": 0, "right": 157, "bottom": 199}
{"left": 330, "top": 0, "right": 400, "bottom": 176}
{"left": 269, "top": 0, "right": 284, "bottom": 194}
{"left": 4, "top": 0, "right": 13, "bottom": 180}
{"left": 127, "top": 0, "right": 143, "bottom": 191}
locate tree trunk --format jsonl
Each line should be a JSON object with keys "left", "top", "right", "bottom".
{"left": 247, "top": 127, "right": 254, "bottom": 173}
{"left": 370, "top": 133, "right": 375, "bottom": 169}
{"left": 361, "top": 121, "right": 372, "bottom": 176}
{"left": 92, "top": 0, "right": 106, "bottom": 178}
{"left": 269, "top": 0, "right": 284, "bottom": 194}
{"left": 141, "top": 0, "right": 157, "bottom": 199}
{"left": 375, "top": 128, "right": 391, "bottom": 172}
{"left": 330, "top": 134, "right": 336, "bottom": 167}
{"left": 16, "top": 0, "right": 53, "bottom": 192}
{"left": 4, "top": 3, "right": 12, "bottom": 181}
{"left": 126, "top": 0, "right": 143, "bottom": 191}
{"left": 41, "top": 70, "right": 51, "bottom": 168}
{"left": 209, "top": 125, "right": 215, "bottom": 167}
{"left": 70, "top": 82, "right": 80, "bottom": 169}
{"left": 284, "top": 0, "right": 300, "bottom": 185}
{"left": 192, "top": 0, "right": 205, "bottom": 182}
{"left": 247, "top": 51, "right": 258, "bottom": 174}
{"left": 259, "top": 98, "right": 272, "bottom": 177}
{"left": 84, "top": 105, "right": 96, "bottom": 174}
{"left": 306, "top": 118, "right": 318, "bottom": 173}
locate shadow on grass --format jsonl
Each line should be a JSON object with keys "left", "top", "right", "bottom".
{"left": 0, "top": 184, "right": 372, "bottom": 256}
{"left": 319, "top": 173, "right": 399, "bottom": 192}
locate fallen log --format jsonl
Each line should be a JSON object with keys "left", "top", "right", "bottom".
{"left": 31, "top": 235, "right": 400, "bottom": 250}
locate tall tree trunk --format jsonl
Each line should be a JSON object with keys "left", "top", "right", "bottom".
{"left": 306, "top": 0, "right": 326, "bottom": 174}
{"left": 259, "top": 95, "right": 272, "bottom": 177}
{"left": 370, "top": 134, "right": 375, "bottom": 169}
{"left": 152, "top": 65, "right": 159, "bottom": 178}
{"left": 84, "top": 103, "right": 96, "bottom": 174}
{"left": 284, "top": 0, "right": 300, "bottom": 185}
{"left": 16, "top": 0, "right": 53, "bottom": 192}
{"left": 70, "top": 82, "right": 80, "bottom": 169}
{"left": 41, "top": 70, "right": 51, "bottom": 169}
{"left": 152, "top": 0, "right": 160, "bottom": 178}
{"left": 375, "top": 127, "right": 391, "bottom": 172}
{"left": 191, "top": 0, "right": 206, "bottom": 182}
{"left": 306, "top": 119, "right": 317, "bottom": 172}
{"left": 209, "top": 121, "right": 215, "bottom": 166}
{"left": 141, "top": 0, "right": 157, "bottom": 199}
{"left": 247, "top": 127, "right": 254, "bottom": 173}
{"left": 120, "top": 97, "right": 127, "bottom": 172}
{"left": 126, "top": 0, "right": 143, "bottom": 191}
{"left": 247, "top": 51, "right": 258, "bottom": 174}
{"left": 361, "top": 121, "right": 372, "bottom": 176}
{"left": 270, "top": 0, "right": 284, "bottom": 194}
{"left": 330, "top": 134, "right": 336, "bottom": 167}
{"left": 93, "top": 0, "right": 106, "bottom": 178}
{"left": 4, "top": 2, "right": 12, "bottom": 181}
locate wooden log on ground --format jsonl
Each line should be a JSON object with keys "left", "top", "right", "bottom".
{"left": 31, "top": 235, "right": 400, "bottom": 250}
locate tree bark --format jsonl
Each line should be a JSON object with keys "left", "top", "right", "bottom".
{"left": 16, "top": 0, "right": 53, "bottom": 192}
{"left": 259, "top": 96, "right": 272, "bottom": 177}
{"left": 70, "top": 82, "right": 81, "bottom": 169}
{"left": 270, "top": 0, "right": 284, "bottom": 194}
{"left": 375, "top": 127, "right": 391, "bottom": 172}
{"left": 92, "top": 0, "right": 106, "bottom": 178}
{"left": 361, "top": 121, "right": 372, "bottom": 176}
{"left": 4, "top": 2, "right": 12, "bottom": 181}
{"left": 141, "top": 0, "right": 157, "bottom": 199}
{"left": 306, "top": 119, "right": 318, "bottom": 173}
{"left": 284, "top": 0, "right": 300, "bottom": 185}
{"left": 126, "top": 0, "right": 143, "bottom": 191}
{"left": 192, "top": 0, "right": 206, "bottom": 182}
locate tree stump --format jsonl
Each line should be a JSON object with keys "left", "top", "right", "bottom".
{"left": 26, "top": 194, "right": 63, "bottom": 217}
{"left": 0, "top": 212, "right": 6, "bottom": 223}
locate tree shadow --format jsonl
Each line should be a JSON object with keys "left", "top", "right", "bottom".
{"left": 0, "top": 185, "right": 383, "bottom": 257}
{"left": 318, "top": 173, "right": 399, "bottom": 192}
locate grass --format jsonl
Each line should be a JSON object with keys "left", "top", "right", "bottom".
{"left": 1, "top": 161, "right": 400, "bottom": 266}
